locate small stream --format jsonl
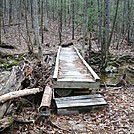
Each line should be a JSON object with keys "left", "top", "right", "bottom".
{"left": 100, "top": 64, "right": 134, "bottom": 85}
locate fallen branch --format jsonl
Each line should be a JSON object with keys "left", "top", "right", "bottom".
{"left": 0, "top": 88, "right": 43, "bottom": 104}
{"left": 61, "top": 42, "right": 73, "bottom": 47}
{"left": 100, "top": 84, "right": 117, "bottom": 87}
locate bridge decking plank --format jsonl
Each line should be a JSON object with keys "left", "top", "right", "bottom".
{"left": 53, "top": 46, "right": 100, "bottom": 89}
{"left": 55, "top": 94, "right": 107, "bottom": 115}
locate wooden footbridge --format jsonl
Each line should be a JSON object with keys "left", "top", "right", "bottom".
{"left": 52, "top": 46, "right": 107, "bottom": 114}
{"left": 53, "top": 46, "right": 100, "bottom": 96}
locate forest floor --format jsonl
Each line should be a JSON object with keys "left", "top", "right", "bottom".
{"left": 0, "top": 22, "right": 134, "bottom": 133}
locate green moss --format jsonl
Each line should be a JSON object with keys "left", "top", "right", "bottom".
{"left": 7, "top": 116, "right": 14, "bottom": 125}
{"left": 3, "top": 60, "right": 21, "bottom": 69}
{"left": 6, "top": 54, "right": 15, "bottom": 58}
{"left": 7, "top": 61, "right": 21, "bottom": 68}
{"left": 0, "top": 58, "right": 6, "bottom": 64}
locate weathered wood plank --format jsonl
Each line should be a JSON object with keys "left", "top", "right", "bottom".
{"left": 56, "top": 97, "right": 106, "bottom": 104}
{"left": 55, "top": 94, "right": 107, "bottom": 109}
{"left": 53, "top": 80, "right": 99, "bottom": 89}
{"left": 59, "top": 74, "right": 90, "bottom": 76}
{"left": 57, "top": 78, "right": 95, "bottom": 82}
{"left": 55, "top": 94, "right": 103, "bottom": 101}
{"left": 58, "top": 47, "right": 94, "bottom": 82}
{"left": 58, "top": 77, "right": 92, "bottom": 80}
{"left": 53, "top": 46, "right": 61, "bottom": 79}
{"left": 57, "top": 105, "right": 105, "bottom": 115}
{"left": 74, "top": 47, "right": 100, "bottom": 81}
{"left": 57, "top": 100, "right": 106, "bottom": 109}
{"left": 59, "top": 69, "right": 83, "bottom": 72}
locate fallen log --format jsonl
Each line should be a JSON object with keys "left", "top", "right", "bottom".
{"left": 0, "top": 66, "right": 19, "bottom": 96}
{"left": 39, "top": 85, "right": 53, "bottom": 116}
{"left": 61, "top": 42, "right": 73, "bottom": 47}
{"left": 0, "top": 88, "right": 43, "bottom": 104}
{"left": 0, "top": 66, "right": 24, "bottom": 119}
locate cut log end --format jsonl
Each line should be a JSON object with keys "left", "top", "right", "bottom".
{"left": 39, "top": 85, "right": 53, "bottom": 116}
{"left": 61, "top": 42, "right": 73, "bottom": 47}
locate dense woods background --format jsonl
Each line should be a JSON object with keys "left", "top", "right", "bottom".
{"left": 0, "top": 0, "right": 134, "bottom": 70}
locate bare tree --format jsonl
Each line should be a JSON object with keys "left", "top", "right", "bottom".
{"left": 0, "top": 0, "right": 2, "bottom": 45}
{"left": 32, "top": 0, "right": 42, "bottom": 59}
{"left": 71, "top": 0, "right": 74, "bottom": 40}
{"left": 24, "top": 0, "right": 33, "bottom": 54}
{"left": 108, "top": 0, "right": 120, "bottom": 49}
{"left": 97, "top": 0, "right": 102, "bottom": 49}
{"left": 101, "top": 0, "right": 110, "bottom": 70}
{"left": 58, "top": 0, "right": 63, "bottom": 45}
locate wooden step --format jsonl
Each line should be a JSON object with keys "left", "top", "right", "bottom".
{"left": 55, "top": 94, "right": 107, "bottom": 115}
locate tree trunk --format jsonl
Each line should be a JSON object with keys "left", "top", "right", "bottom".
{"left": 108, "top": 0, "right": 119, "bottom": 48}
{"left": 83, "top": 0, "right": 88, "bottom": 48}
{"left": 41, "top": 0, "right": 44, "bottom": 44}
{"left": 44, "top": 0, "right": 48, "bottom": 29}
{"left": 126, "top": 0, "right": 133, "bottom": 43}
{"left": 25, "top": 0, "right": 33, "bottom": 54}
{"left": 63, "top": 0, "right": 67, "bottom": 26}
{"left": 32, "top": 0, "right": 42, "bottom": 59}
{"left": 58, "top": 0, "right": 63, "bottom": 45}
{"left": 101, "top": 0, "right": 110, "bottom": 71}
{"left": 97, "top": 0, "right": 102, "bottom": 49}
{"left": 104, "top": 0, "right": 110, "bottom": 51}
{"left": 9, "top": 0, "right": 12, "bottom": 25}
{"left": 71, "top": 0, "right": 74, "bottom": 40}
{"left": 0, "top": 0, "right": 2, "bottom": 45}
